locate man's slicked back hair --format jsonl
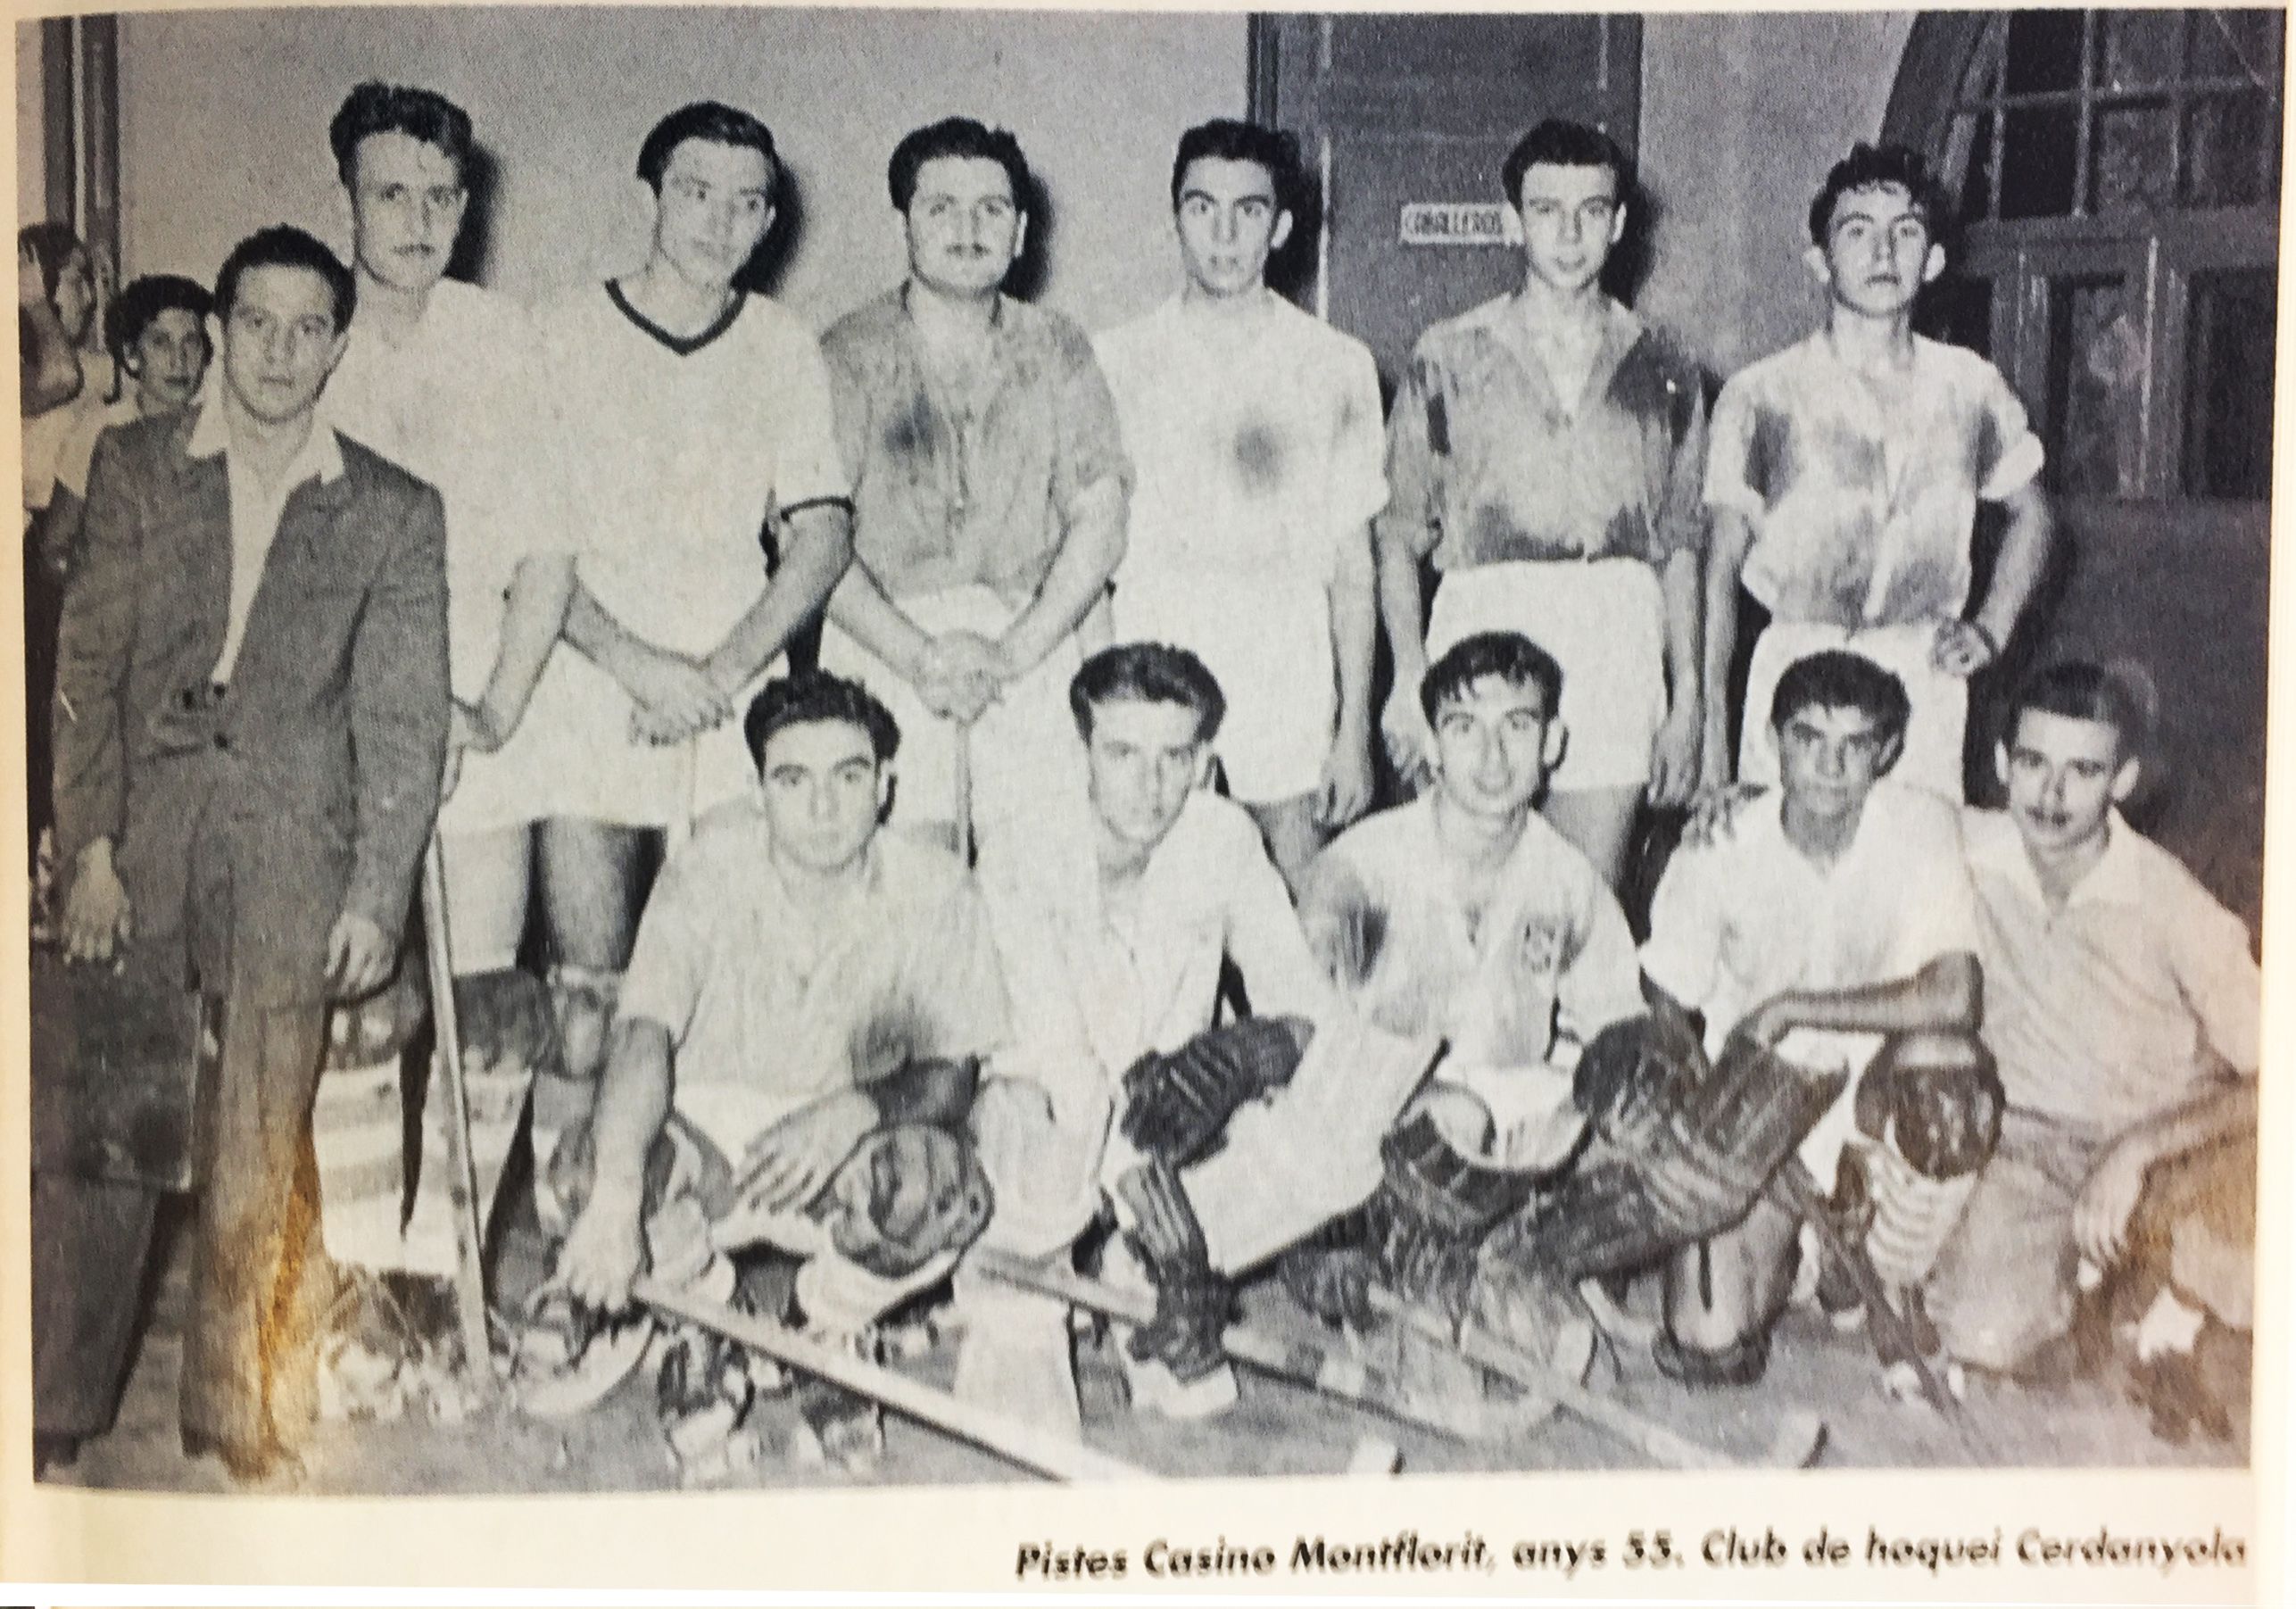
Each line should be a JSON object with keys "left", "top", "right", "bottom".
{"left": 2005, "top": 660, "right": 2155, "bottom": 759}
{"left": 1421, "top": 631, "right": 1564, "bottom": 726}
{"left": 107, "top": 274, "right": 213, "bottom": 365}
{"left": 743, "top": 670, "right": 901, "bottom": 771}
{"left": 1171, "top": 119, "right": 1300, "bottom": 213}
{"left": 329, "top": 82, "right": 477, "bottom": 187}
{"left": 1808, "top": 141, "right": 1946, "bottom": 245}
{"left": 637, "top": 102, "right": 779, "bottom": 194}
{"left": 1501, "top": 119, "right": 1630, "bottom": 208}
{"left": 215, "top": 225, "right": 357, "bottom": 334}
{"left": 1070, "top": 642, "right": 1226, "bottom": 743}
{"left": 888, "top": 117, "right": 1032, "bottom": 213}
{"left": 1769, "top": 650, "right": 1911, "bottom": 748}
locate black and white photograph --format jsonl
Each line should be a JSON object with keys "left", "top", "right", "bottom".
{"left": 14, "top": 2, "right": 2277, "bottom": 1512}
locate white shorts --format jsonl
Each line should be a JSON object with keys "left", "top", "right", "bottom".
{"left": 817, "top": 585, "right": 1091, "bottom": 886}
{"left": 1739, "top": 618, "right": 1967, "bottom": 802}
{"left": 1428, "top": 559, "right": 1668, "bottom": 792}
{"left": 511, "top": 649, "right": 775, "bottom": 831}
{"left": 1114, "top": 570, "right": 1333, "bottom": 805}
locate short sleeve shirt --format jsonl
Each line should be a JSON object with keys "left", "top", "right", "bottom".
{"left": 1380, "top": 295, "right": 1708, "bottom": 573}
{"left": 1962, "top": 808, "right": 2259, "bottom": 1140}
{"left": 823, "top": 286, "right": 1131, "bottom": 602}
{"left": 1703, "top": 332, "right": 2044, "bottom": 627}
{"left": 323, "top": 279, "right": 566, "bottom": 699}
{"left": 1640, "top": 779, "right": 1983, "bottom": 1058}
{"left": 1095, "top": 291, "right": 1386, "bottom": 593}
{"left": 619, "top": 801, "right": 1010, "bottom": 1132}
{"left": 533, "top": 285, "right": 849, "bottom": 659}
{"left": 1300, "top": 796, "right": 1645, "bottom": 1064}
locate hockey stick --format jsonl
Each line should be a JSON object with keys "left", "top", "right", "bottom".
{"left": 632, "top": 1273, "right": 1155, "bottom": 1483}
{"left": 418, "top": 834, "right": 496, "bottom": 1400}
{"left": 1768, "top": 1157, "right": 1994, "bottom": 1462}
{"left": 969, "top": 1247, "right": 1480, "bottom": 1443}
{"left": 1370, "top": 1287, "right": 1827, "bottom": 1470}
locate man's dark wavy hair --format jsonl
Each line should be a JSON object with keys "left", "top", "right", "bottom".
{"left": 1070, "top": 642, "right": 1226, "bottom": 743}
{"left": 744, "top": 671, "right": 901, "bottom": 769}
{"left": 1808, "top": 142, "right": 1947, "bottom": 245}
{"left": 638, "top": 102, "right": 779, "bottom": 194}
{"left": 888, "top": 117, "right": 1032, "bottom": 214}
{"left": 1501, "top": 119, "right": 1631, "bottom": 208}
{"left": 215, "top": 225, "right": 356, "bottom": 334}
{"left": 329, "top": 82, "right": 477, "bottom": 187}
{"left": 1172, "top": 119, "right": 1300, "bottom": 214}
{"left": 1420, "top": 631, "right": 1563, "bottom": 725}
{"left": 1769, "top": 649, "right": 1911, "bottom": 750}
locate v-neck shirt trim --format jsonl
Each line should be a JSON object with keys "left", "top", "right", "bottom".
{"left": 606, "top": 278, "right": 749, "bottom": 356}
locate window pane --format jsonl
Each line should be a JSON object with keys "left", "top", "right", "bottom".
{"left": 2091, "top": 98, "right": 2177, "bottom": 212}
{"left": 1953, "top": 111, "right": 1997, "bottom": 222}
{"left": 2093, "top": 10, "right": 2184, "bottom": 91}
{"left": 1923, "top": 276, "right": 1996, "bottom": 358}
{"left": 2185, "top": 267, "right": 2277, "bottom": 500}
{"left": 2183, "top": 91, "right": 2278, "bottom": 206}
{"left": 2004, "top": 9, "right": 2086, "bottom": 95}
{"left": 2002, "top": 104, "right": 2079, "bottom": 217}
{"left": 2046, "top": 276, "right": 2147, "bottom": 498}
{"left": 2191, "top": 8, "right": 2282, "bottom": 82}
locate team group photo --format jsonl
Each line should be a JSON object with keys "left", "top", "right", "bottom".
{"left": 15, "top": 4, "right": 2276, "bottom": 1493}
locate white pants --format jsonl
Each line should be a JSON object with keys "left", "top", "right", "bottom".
{"left": 819, "top": 586, "right": 1091, "bottom": 885}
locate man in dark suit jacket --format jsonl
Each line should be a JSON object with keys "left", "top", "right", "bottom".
{"left": 50, "top": 224, "right": 449, "bottom": 1480}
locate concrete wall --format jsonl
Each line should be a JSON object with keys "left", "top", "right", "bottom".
{"left": 1637, "top": 11, "right": 1918, "bottom": 381}
{"left": 114, "top": 6, "right": 1246, "bottom": 331}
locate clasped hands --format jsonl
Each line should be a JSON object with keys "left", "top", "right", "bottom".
{"left": 915, "top": 629, "right": 1013, "bottom": 726}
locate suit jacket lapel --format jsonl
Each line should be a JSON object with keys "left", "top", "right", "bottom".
{"left": 166, "top": 425, "right": 235, "bottom": 679}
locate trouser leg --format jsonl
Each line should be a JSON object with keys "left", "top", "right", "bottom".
{"left": 179, "top": 994, "right": 331, "bottom": 1451}
{"left": 31, "top": 1171, "right": 161, "bottom": 1441}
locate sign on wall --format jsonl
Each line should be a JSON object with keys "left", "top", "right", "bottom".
{"left": 1399, "top": 202, "right": 1511, "bottom": 246}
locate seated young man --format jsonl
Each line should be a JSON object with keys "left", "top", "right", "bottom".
{"left": 541, "top": 671, "right": 1008, "bottom": 1472}
{"left": 1639, "top": 650, "right": 1991, "bottom": 1386}
{"left": 1931, "top": 664, "right": 2259, "bottom": 1439}
{"left": 957, "top": 643, "right": 1435, "bottom": 1431}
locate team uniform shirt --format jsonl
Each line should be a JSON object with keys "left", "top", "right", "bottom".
{"left": 320, "top": 280, "right": 569, "bottom": 836}
{"left": 818, "top": 286, "right": 1130, "bottom": 874}
{"left": 1705, "top": 332, "right": 2046, "bottom": 798}
{"left": 1095, "top": 292, "right": 1388, "bottom": 802}
{"left": 1381, "top": 297, "right": 1708, "bottom": 790}
{"left": 618, "top": 799, "right": 1010, "bottom": 1159}
{"left": 182, "top": 393, "right": 348, "bottom": 682}
{"left": 518, "top": 286, "right": 850, "bottom": 827}
{"left": 1961, "top": 808, "right": 2259, "bottom": 1141}
{"left": 1639, "top": 779, "right": 1983, "bottom": 1174}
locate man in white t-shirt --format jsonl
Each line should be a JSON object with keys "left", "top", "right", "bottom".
{"left": 1640, "top": 650, "right": 1987, "bottom": 1386}
{"left": 520, "top": 102, "right": 854, "bottom": 1102}
{"left": 319, "top": 82, "right": 577, "bottom": 982}
{"left": 1095, "top": 120, "right": 1387, "bottom": 889}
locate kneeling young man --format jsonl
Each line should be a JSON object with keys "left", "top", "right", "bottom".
{"left": 1640, "top": 651, "right": 1989, "bottom": 1384}
{"left": 958, "top": 643, "right": 1434, "bottom": 1429}
{"left": 1933, "top": 665, "right": 2258, "bottom": 1439}
{"left": 545, "top": 673, "right": 1007, "bottom": 1469}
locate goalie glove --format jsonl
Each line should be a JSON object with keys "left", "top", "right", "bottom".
{"left": 1118, "top": 1016, "right": 1312, "bottom": 1166}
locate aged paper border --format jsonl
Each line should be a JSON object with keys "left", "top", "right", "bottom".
{"left": 0, "top": 0, "right": 2285, "bottom": 1600}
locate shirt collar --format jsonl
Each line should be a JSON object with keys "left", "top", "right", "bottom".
{"left": 1966, "top": 805, "right": 2147, "bottom": 911}
{"left": 186, "top": 391, "right": 345, "bottom": 486}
